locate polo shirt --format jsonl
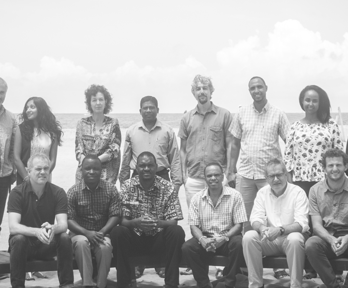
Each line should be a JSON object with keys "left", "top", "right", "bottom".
{"left": 7, "top": 180, "right": 67, "bottom": 234}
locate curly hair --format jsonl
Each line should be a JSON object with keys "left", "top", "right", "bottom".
{"left": 20, "top": 97, "right": 63, "bottom": 145}
{"left": 322, "top": 148, "right": 348, "bottom": 167}
{"left": 84, "top": 84, "right": 113, "bottom": 114}
{"left": 191, "top": 75, "right": 215, "bottom": 94}
{"left": 299, "top": 85, "right": 331, "bottom": 124}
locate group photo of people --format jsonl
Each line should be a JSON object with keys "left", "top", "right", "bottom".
{"left": 1, "top": 73, "right": 348, "bottom": 288}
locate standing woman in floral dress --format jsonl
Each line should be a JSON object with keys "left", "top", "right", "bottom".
{"left": 75, "top": 84, "right": 121, "bottom": 184}
{"left": 284, "top": 85, "right": 344, "bottom": 279}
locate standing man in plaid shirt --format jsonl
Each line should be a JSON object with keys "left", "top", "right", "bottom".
{"left": 67, "top": 154, "right": 121, "bottom": 288}
{"left": 111, "top": 151, "right": 185, "bottom": 288}
{"left": 230, "top": 76, "right": 290, "bottom": 232}
{"left": 182, "top": 162, "right": 247, "bottom": 288}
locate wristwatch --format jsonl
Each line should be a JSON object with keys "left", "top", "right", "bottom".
{"left": 279, "top": 226, "right": 285, "bottom": 236}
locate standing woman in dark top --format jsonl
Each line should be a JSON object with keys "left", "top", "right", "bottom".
{"left": 75, "top": 84, "right": 121, "bottom": 184}
{"left": 14, "top": 97, "right": 63, "bottom": 184}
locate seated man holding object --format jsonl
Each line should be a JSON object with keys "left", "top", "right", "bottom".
{"left": 182, "top": 162, "right": 247, "bottom": 288}
{"left": 7, "top": 153, "right": 74, "bottom": 288}
{"left": 242, "top": 158, "right": 309, "bottom": 288}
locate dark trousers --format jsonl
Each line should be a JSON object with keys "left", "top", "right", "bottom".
{"left": 305, "top": 235, "right": 347, "bottom": 288}
{"left": 182, "top": 234, "right": 244, "bottom": 288}
{"left": 9, "top": 232, "right": 74, "bottom": 288}
{"left": 111, "top": 225, "right": 185, "bottom": 288}
{"left": 0, "top": 175, "right": 11, "bottom": 231}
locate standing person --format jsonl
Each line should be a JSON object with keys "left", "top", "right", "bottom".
{"left": 111, "top": 152, "right": 185, "bottom": 288}
{"left": 230, "top": 76, "right": 290, "bottom": 233}
{"left": 75, "top": 84, "right": 121, "bottom": 184}
{"left": 0, "top": 78, "right": 16, "bottom": 237}
{"left": 179, "top": 74, "right": 233, "bottom": 207}
{"left": 7, "top": 153, "right": 74, "bottom": 288}
{"left": 119, "top": 95, "right": 182, "bottom": 279}
{"left": 14, "top": 97, "right": 63, "bottom": 184}
{"left": 67, "top": 154, "right": 121, "bottom": 288}
{"left": 284, "top": 85, "right": 343, "bottom": 280}
{"left": 242, "top": 158, "right": 309, "bottom": 288}
{"left": 182, "top": 163, "right": 247, "bottom": 288}
{"left": 305, "top": 149, "right": 348, "bottom": 288}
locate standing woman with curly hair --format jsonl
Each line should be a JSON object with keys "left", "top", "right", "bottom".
{"left": 14, "top": 97, "right": 63, "bottom": 184}
{"left": 75, "top": 84, "right": 121, "bottom": 184}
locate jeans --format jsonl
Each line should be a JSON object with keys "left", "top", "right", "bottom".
{"left": 111, "top": 225, "right": 185, "bottom": 288}
{"left": 9, "top": 232, "right": 74, "bottom": 288}
{"left": 0, "top": 175, "right": 11, "bottom": 231}
{"left": 182, "top": 234, "right": 244, "bottom": 288}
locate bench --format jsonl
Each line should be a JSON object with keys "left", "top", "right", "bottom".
{"left": 2, "top": 250, "right": 348, "bottom": 275}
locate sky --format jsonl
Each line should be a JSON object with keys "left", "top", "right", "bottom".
{"left": 1, "top": 0, "right": 348, "bottom": 114}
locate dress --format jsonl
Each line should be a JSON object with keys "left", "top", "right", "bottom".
{"left": 7, "top": 181, "right": 73, "bottom": 287}
{"left": 182, "top": 186, "right": 247, "bottom": 288}
{"left": 110, "top": 176, "right": 184, "bottom": 288}
{"left": 67, "top": 179, "right": 121, "bottom": 288}
{"left": 75, "top": 116, "right": 121, "bottom": 184}
{"left": 284, "top": 118, "right": 343, "bottom": 183}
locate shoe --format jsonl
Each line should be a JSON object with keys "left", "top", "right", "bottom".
{"left": 26, "top": 272, "right": 35, "bottom": 281}
{"left": 33, "top": 271, "right": 48, "bottom": 278}
{"left": 135, "top": 266, "right": 145, "bottom": 279}
{"left": 303, "top": 271, "right": 317, "bottom": 279}
{"left": 180, "top": 268, "right": 193, "bottom": 275}
{"left": 0, "top": 273, "right": 9, "bottom": 280}
{"left": 274, "top": 269, "right": 289, "bottom": 279}
{"left": 155, "top": 267, "right": 165, "bottom": 278}
{"left": 215, "top": 268, "right": 224, "bottom": 280}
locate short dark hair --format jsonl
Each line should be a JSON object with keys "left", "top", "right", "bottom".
{"left": 299, "top": 85, "right": 331, "bottom": 123}
{"left": 204, "top": 162, "right": 223, "bottom": 176}
{"left": 85, "top": 84, "right": 113, "bottom": 114}
{"left": 322, "top": 149, "right": 348, "bottom": 167}
{"left": 137, "top": 151, "right": 157, "bottom": 165}
{"left": 81, "top": 154, "right": 102, "bottom": 167}
{"left": 249, "top": 76, "right": 267, "bottom": 86}
{"left": 265, "top": 158, "right": 287, "bottom": 176}
{"left": 140, "top": 96, "right": 158, "bottom": 108}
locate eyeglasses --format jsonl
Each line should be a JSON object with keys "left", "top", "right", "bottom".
{"left": 267, "top": 173, "right": 285, "bottom": 180}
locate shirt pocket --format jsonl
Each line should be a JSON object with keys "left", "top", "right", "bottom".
{"left": 209, "top": 126, "right": 223, "bottom": 142}
{"left": 77, "top": 201, "right": 90, "bottom": 215}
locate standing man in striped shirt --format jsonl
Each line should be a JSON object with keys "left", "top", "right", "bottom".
{"left": 230, "top": 76, "right": 289, "bottom": 233}
{"left": 182, "top": 163, "right": 247, "bottom": 288}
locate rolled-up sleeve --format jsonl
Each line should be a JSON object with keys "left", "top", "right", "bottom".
{"left": 250, "top": 192, "right": 267, "bottom": 227}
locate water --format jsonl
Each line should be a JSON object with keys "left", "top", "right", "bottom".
{"left": 50, "top": 112, "right": 348, "bottom": 130}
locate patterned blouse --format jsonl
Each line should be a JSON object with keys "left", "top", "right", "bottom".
{"left": 75, "top": 116, "right": 121, "bottom": 184}
{"left": 120, "top": 175, "right": 183, "bottom": 236}
{"left": 284, "top": 118, "right": 343, "bottom": 182}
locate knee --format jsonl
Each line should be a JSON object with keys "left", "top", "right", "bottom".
{"left": 182, "top": 239, "right": 194, "bottom": 254}
{"left": 73, "top": 236, "right": 90, "bottom": 251}
{"left": 57, "top": 232, "right": 70, "bottom": 243}
{"left": 10, "top": 234, "right": 28, "bottom": 248}
{"left": 286, "top": 232, "right": 305, "bottom": 247}
{"left": 110, "top": 225, "right": 130, "bottom": 244}
{"left": 305, "top": 236, "right": 322, "bottom": 255}
{"left": 165, "top": 225, "right": 185, "bottom": 241}
{"left": 242, "top": 230, "right": 259, "bottom": 245}
{"left": 229, "top": 234, "right": 243, "bottom": 249}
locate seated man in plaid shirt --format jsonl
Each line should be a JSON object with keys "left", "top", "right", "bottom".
{"left": 111, "top": 151, "right": 185, "bottom": 288}
{"left": 67, "top": 154, "right": 121, "bottom": 288}
{"left": 182, "top": 162, "right": 247, "bottom": 288}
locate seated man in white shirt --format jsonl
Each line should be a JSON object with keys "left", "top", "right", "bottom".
{"left": 242, "top": 158, "right": 309, "bottom": 288}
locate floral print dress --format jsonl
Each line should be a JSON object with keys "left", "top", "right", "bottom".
{"left": 284, "top": 118, "right": 343, "bottom": 182}
{"left": 75, "top": 116, "right": 121, "bottom": 184}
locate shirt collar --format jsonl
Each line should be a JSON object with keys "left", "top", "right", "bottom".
{"left": 24, "top": 180, "right": 49, "bottom": 197}
{"left": 202, "top": 185, "right": 232, "bottom": 199}
{"left": 138, "top": 119, "right": 162, "bottom": 132}
{"left": 134, "top": 175, "right": 161, "bottom": 192}
{"left": 323, "top": 176, "right": 348, "bottom": 194}
{"left": 268, "top": 183, "right": 289, "bottom": 198}
{"left": 193, "top": 102, "right": 217, "bottom": 115}
{"left": 252, "top": 101, "right": 270, "bottom": 114}
{"left": 82, "top": 179, "right": 101, "bottom": 192}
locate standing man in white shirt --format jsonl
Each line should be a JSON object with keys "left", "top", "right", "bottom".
{"left": 242, "top": 158, "right": 309, "bottom": 288}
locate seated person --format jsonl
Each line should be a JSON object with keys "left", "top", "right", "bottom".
{"left": 7, "top": 153, "right": 74, "bottom": 288}
{"left": 110, "top": 151, "right": 185, "bottom": 288}
{"left": 305, "top": 148, "right": 348, "bottom": 288}
{"left": 242, "top": 158, "right": 309, "bottom": 288}
{"left": 67, "top": 154, "right": 121, "bottom": 288}
{"left": 182, "top": 162, "right": 247, "bottom": 288}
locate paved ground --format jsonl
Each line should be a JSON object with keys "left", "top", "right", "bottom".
{"left": 0, "top": 186, "right": 331, "bottom": 287}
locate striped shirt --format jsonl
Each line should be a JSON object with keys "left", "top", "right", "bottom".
{"left": 188, "top": 186, "right": 247, "bottom": 236}
{"left": 230, "top": 102, "right": 289, "bottom": 179}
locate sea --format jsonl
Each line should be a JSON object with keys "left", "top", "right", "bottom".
{"left": 55, "top": 112, "right": 348, "bottom": 130}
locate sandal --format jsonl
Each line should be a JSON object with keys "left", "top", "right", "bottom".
{"left": 135, "top": 266, "right": 145, "bottom": 279}
{"left": 215, "top": 268, "right": 223, "bottom": 280}
{"left": 33, "top": 271, "right": 48, "bottom": 279}
{"left": 303, "top": 271, "right": 317, "bottom": 280}
{"left": 336, "top": 274, "right": 344, "bottom": 284}
{"left": 155, "top": 267, "right": 165, "bottom": 278}
{"left": 274, "top": 269, "right": 289, "bottom": 279}
{"left": 25, "top": 272, "right": 35, "bottom": 281}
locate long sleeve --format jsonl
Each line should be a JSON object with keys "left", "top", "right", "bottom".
{"left": 119, "top": 130, "right": 132, "bottom": 184}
